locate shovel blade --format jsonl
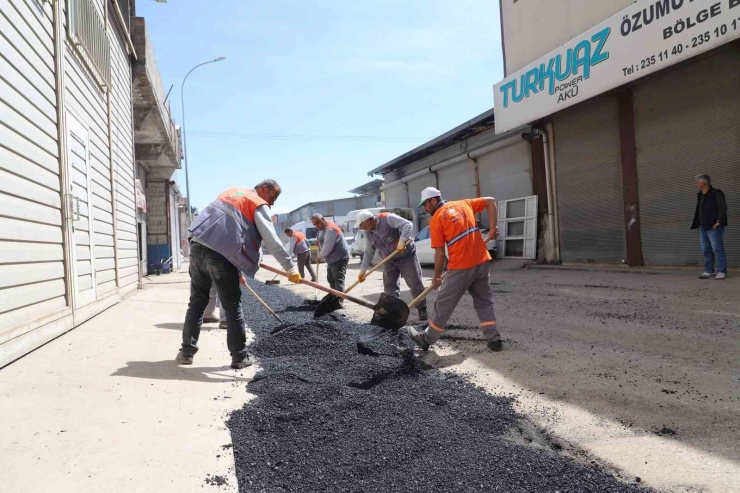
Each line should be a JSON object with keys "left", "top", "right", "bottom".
{"left": 369, "top": 292, "right": 410, "bottom": 332}
{"left": 313, "top": 294, "right": 342, "bottom": 318}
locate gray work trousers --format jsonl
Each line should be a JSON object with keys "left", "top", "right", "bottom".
{"left": 383, "top": 254, "right": 426, "bottom": 308}
{"left": 326, "top": 258, "right": 348, "bottom": 292}
{"left": 203, "top": 285, "right": 225, "bottom": 322}
{"left": 425, "top": 261, "right": 500, "bottom": 344}
{"left": 296, "top": 251, "right": 316, "bottom": 280}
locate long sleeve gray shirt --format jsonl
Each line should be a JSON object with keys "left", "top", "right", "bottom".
{"left": 360, "top": 213, "right": 413, "bottom": 271}
{"left": 317, "top": 227, "right": 338, "bottom": 261}
{"left": 254, "top": 205, "right": 295, "bottom": 272}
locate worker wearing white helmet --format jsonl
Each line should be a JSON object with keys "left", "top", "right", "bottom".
{"left": 406, "top": 187, "right": 502, "bottom": 352}
{"left": 356, "top": 209, "right": 428, "bottom": 321}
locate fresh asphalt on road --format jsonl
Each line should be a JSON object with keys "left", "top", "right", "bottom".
{"left": 253, "top": 255, "right": 739, "bottom": 493}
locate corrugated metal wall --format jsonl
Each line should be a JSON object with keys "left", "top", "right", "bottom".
{"left": 0, "top": 0, "right": 68, "bottom": 332}
{"left": 554, "top": 94, "right": 626, "bottom": 263}
{"left": 109, "top": 21, "right": 137, "bottom": 290}
{"left": 634, "top": 45, "right": 740, "bottom": 267}
{"left": 383, "top": 184, "right": 407, "bottom": 209}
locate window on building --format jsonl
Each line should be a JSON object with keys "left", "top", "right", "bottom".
{"left": 67, "top": 0, "right": 111, "bottom": 88}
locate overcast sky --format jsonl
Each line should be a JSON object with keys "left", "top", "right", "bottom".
{"left": 137, "top": 0, "right": 504, "bottom": 214}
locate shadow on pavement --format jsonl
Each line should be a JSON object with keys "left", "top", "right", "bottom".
{"left": 154, "top": 322, "right": 223, "bottom": 331}
{"left": 111, "top": 360, "right": 253, "bottom": 383}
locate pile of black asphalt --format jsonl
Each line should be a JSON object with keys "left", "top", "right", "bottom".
{"left": 227, "top": 280, "right": 650, "bottom": 493}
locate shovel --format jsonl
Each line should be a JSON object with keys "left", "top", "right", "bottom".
{"left": 359, "top": 273, "right": 445, "bottom": 342}
{"left": 343, "top": 242, "right": 407, "bottom": 294}
{"left": 259, "top": 263, "right": 410, "bottom": 332}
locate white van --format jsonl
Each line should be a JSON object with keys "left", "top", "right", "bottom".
{"left": 344, "top": 207, "right": 418, "bottom": 236}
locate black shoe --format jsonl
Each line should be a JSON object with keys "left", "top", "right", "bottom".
{"left": 487, "top": 340, "right": 503, "bottom": 352}
{"left": 176, "top": 351, "right": 193, "bottom": 365}
{"left": 231, "top": 354, "right": 254, "bottom": 369}
{"left": 219, "top": 321, "right": 228, "bottom": 330}
{"left": 202, "top": 317, "right": 219, "bottom": 323}
{"left": 417, "top": 307, "right": 428, "bottom": 322}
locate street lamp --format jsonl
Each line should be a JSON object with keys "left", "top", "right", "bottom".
{"left": 180, "top": 56, "right": 226, "bottom": 221}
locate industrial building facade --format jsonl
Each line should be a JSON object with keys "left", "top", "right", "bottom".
{"left": 369, "top": 111, "right": 542, "bottom": 260}
{"left": 495, "top": 0, "right": 739, "bottom": 268}
{"left": 0, "top": 0, "right": 181, "bottom": 367}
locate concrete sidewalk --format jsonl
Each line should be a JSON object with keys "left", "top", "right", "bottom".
{"left": 0, "top": 267, "right": 253, "bottom": 493}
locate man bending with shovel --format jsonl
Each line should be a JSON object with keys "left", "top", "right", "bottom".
{"left": 355, "top": 209, "right": 428, "bottom": 322}
{"left": 177, "top": 180, "right": 302, "bottom": 369}
{"left": 407, "top": 187, "right": 502, "bottom": 352}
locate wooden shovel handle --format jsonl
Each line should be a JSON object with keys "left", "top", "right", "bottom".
{"left": 408, "top": 272, "right": 446, "bottom": 309}
{"left": 243, "top": 281, "right": 282, "bottom": 323}
{"left": 259, "top": 263, "right": 376, "bottom": 310}
{"left": 344, "top": 242, "right": 406, "bottom": 294}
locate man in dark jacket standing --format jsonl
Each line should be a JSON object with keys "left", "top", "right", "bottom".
{"left": 691, "top": 174, "right": 728, "bottom": 280}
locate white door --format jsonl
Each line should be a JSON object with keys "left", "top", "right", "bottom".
{"left": 66, "top": 113, "right": 97, "bottom": 308}
{"left": 497, "top": 195, "right": 538, "bottom": 259}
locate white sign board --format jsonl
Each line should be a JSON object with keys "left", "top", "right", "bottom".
{"left": 493, "top": 0, "right": 740, "bottom": 134}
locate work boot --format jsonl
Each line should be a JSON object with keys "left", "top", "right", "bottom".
{"left": 406, "top": 326, "right": 431, "bottom": 351}
{"left": 231, "top": 354, "right": 254, "bottom": 370}
{"left": 715, "top": 272, "right": 727, "bottom": 280}
{"left": 219, "top": 321, "right": 228, "bottom": 329}
{"left": 417, "top": 306, "right": 428, "bottom": 322}
{"left": 487, "top": 340, "right": 503, "bottom": 352}
{"left": 699, "top": 271, "right": 715, "bottom": 279}
{"left": 176, "top": 351, "right": 193, "bottom": 365}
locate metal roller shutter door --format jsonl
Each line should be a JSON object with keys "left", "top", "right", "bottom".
{"left": 634, "top": 46, "right": 740, "bottom": 267}
{"left": 406, "top": 174, "right": 437, "bottom": 210}
{"left": 438, "top": 161, "right": 476, "bottom": 201}
{"left": 477, "top": 140, "right": 532, "bottom": 202}
{"left": 554, "top": 95, "right": 626, "bottom": 263}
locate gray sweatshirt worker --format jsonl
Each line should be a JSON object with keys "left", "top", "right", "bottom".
{"left": 356, "top": 210, "right": 427, "bottom": 321}
{"left": 311, "top": 213, "right": 350, "bottom": 292}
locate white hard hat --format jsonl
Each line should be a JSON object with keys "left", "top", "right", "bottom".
{"left": 418, "top": 187, "right": 441, "bottom": 207}
{"left": 355, "top": 209, "right": 374, "bottom": 226}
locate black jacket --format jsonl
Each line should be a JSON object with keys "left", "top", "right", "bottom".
{"left": 691, "top": 187, "right": 728, "bottom": 230}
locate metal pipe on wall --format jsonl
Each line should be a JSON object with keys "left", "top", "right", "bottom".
{"left": 544, "top": 122, "right": 561, "bottom": 262}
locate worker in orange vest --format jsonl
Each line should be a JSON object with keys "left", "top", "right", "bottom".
{"left": 178, "top": 180, "right": 302, "bottom": 369}
{"left": 311, "top": 213, "right": 350, "bottom": 293}
{"left": 407, "top": 187, "right": 502, "bottom": 352}
{"left": 285, "top": 228, "right": 317, "bottom": 282}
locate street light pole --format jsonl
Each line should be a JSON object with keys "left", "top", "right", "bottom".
{"left": 180, "top": 56, "right": 225, "bottom": 221}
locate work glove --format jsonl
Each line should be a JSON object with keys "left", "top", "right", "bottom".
{"left": 358, "top": 270, "right": 368, "bottom": 283}
{"left": 286, "top": 267, "right": 302, "bottom": 284}
{"left": 396, "top": 241, "right": 407, "bottom": 253}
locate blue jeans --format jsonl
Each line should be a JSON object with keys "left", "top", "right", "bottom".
{"left": 181, "top": 242, "right": 248, "bottom": 360}
{"left": 699, "top": 226, "right": 727, "bottom": 274}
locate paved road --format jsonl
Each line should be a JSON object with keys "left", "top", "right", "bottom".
{"left": 258, "top": 256, "right": 740, "bottom": 493}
